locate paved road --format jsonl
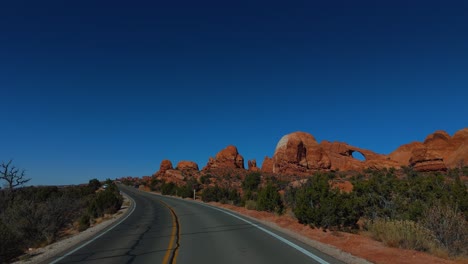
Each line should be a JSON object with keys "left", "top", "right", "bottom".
{"left": 48, "top": 185, "right": 345, "bottom": 264}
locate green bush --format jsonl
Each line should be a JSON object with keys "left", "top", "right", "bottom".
{"left": 88, "top": 178, "right": 101, "bottom": 191}
{"left": 90, "top": 188, "right": 123, "bottom": 217}
{"left": 242, "top": 172, "right": 261, "bottom": 192}
{"left": 161, "top": 182, "right": 177, "bottom": 195}
{"left": 201, "top": 186, "right": 222, "bottom": 202}
{"left": 288, "top": 174, "right": 360, "bottom": 229}
{"left": 257, "top": 182, "right": 283, "bottom": 214}
{"left": 201, "top": 186, "right": 239, "bottom": 204}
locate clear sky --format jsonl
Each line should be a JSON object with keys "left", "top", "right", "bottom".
{"left": 1, "top": 1, "right": 467, "bottom": 185}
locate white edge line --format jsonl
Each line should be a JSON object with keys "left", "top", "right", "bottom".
{"left": 150, "top": 192, "right": 329, "bottom": 264}
{"left": 50, "top": 192, "right": 136, "bottom": 264}
{"left": 196, "top": 202, "right": 330, "bottom": 264}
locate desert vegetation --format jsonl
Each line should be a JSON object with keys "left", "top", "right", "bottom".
{"left": 0, "top": 161, "right": 123, "bottom": 263}
{"left": 132, "top": 166, "right": 468, "bottom": 259}
{"left": 285, "top": 168, "right": 467, "bottom": 257}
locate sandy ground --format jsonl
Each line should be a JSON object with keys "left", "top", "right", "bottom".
{"left": 13, "top": 194, "right": 133, "bottom": 264}
{"left": 208, "top": 202, "right": 468, "bottom": 264}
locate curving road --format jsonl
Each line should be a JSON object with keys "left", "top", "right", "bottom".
{"left": 46, "top": 185, "right": 344, "bottom": 264}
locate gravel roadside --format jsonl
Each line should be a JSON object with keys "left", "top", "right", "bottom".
{"left": 13, "top": 193, "right": 134, "bottom": 264}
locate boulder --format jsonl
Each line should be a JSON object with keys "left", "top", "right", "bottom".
{"left": 203, "top": 145, "right": 245, "bottom": 171}
{"left": 176, "top": 161, "right": 199, "bottom": 171}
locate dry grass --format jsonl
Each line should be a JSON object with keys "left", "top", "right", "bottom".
{"left": 367, "top": 219, "right": 440, "bottom": 253}
{"left": 244, "top": 200, "right": 257, "bottom": 210}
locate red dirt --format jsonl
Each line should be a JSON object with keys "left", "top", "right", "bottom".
{"left": 209, "top": 202, "right": 467, "bottom": 264}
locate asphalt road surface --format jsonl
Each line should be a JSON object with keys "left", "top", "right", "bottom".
{"left": 47, "top": 185, "right": 345, "bottom": 264}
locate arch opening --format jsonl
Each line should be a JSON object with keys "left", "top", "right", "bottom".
{"left": 351, "top": 151, "right": 366, "bottom": 161}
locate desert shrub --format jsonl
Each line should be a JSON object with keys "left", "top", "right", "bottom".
{"left": 177, "top": 184, "right": 193, "bottom": 198}
{"left": 352, "top": 171, "right": 400, "bottom": 220}
{"left": 241, "top": 189, "right": 257, "bottom": 202}
{"left": 88, "top": 178, "right": 101, "bottom": 191}
{"left": 242, "top": 172, "right": 261, "bottom": 192}
{"left": 245, "top": 200, "right": 257, "bottom": 210}
{"left": 0, "top": 220, "right": 22, "bottom": 263}
{"left": 201, "top": 186, "right": 240, "bottom": 205}
{"left": 288, "top": 174, "right": 360, "bottom": 229}
{"left": 422, "top": 204, "right": 468, "bottom": 256}
{"left": 78, "top": 214, "right": 90, "bottom": 232}
{"left": 367, "top": 219, "right": 438, "bottom": 252}
{"left": 176, "top": 180, "right": 199, "bottom": 199}
{"left": 149, "top": 177, "right": 161, "bottom": 191}
{"left": 228, "top": 189, "right": 241, "bottom": 205}
{"left": 257, "top": 182, "right": 283, "bottom": 214}
{"left": 88, "top": 188, "right": 123, "bottom": 218}
{"left": 0, "top": 182, "right": 123, "bottom": 262}
{"left": 201, "top": 186, "right": 222, "bottom": 202}
{"left": 161, "top": 182, "right": 177, "bottom": 195}
{"left": 1, "top": 190, "right": 82, "bottom": 248}
{"left": 199, "top": 175, "right": 211, "bottom": 184}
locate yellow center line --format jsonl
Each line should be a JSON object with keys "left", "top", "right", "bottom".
{"left": 160, "top": 200, "right": 180, "bottom": 264}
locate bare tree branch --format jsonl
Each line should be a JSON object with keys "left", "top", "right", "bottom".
{"left": 0, "top": 160, "right": 30, "bottom": 200}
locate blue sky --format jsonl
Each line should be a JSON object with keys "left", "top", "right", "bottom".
{"left": 1, "top": 1, "right": 467, "bottom": 185}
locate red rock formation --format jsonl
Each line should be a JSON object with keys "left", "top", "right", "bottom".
{"left": 446, "top": 128, "right": 468, "bottom": 167}
{"left": 203, "top": 145, "right": 245, "bottom": 171}
{"left": 389, "top": 128, "right": 468, "bottom": 171}
{"left": 270, "top": 132, "right": 400, "bottom": 175}
{"left": 320, "top": 141, "right": 398, "bottom": 171}
{"left": 158, "top": 159, "right": 173, "bottom": 173}
{"left": 152, "top": 159, "right": 186, "bottom": 185}
{"left": 163, "top": 169, "right": 185, "bottom": 182}
{"left": 409, "top": 148, "right": 447, "bottom": 172}
{"left": 261, "top": 156, "right": 274, "bottom": 173}
{"left": 176, "top": 161, "right": 199, "bottom": 171}
{"left": 389, "top": 142, "right": 425, "bottom": 165}
{"left": 272, "top": 132, "right": 331, "bottom": 175}
{"left": 248, "top": 159, "right": 260, "bottom": 172}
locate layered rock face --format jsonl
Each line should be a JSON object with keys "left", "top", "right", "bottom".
{"left": 390, "top": 129, "right": 468, "bottom": 171}
{"left": 409, "top": 148, "right": 447, "bottom": 172}
{"left": 203, "top": 145, "right": 245, "bottom": 170}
